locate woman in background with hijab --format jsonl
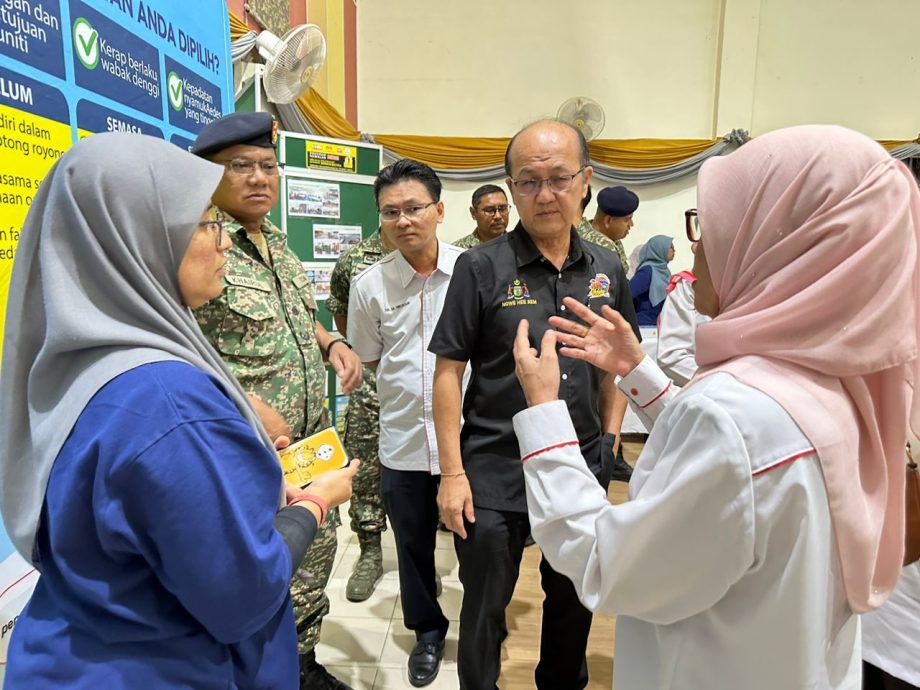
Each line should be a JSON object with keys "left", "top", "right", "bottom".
{"left": 511, "top": 125, "right": 919, "bottom": 689}
{"left": 629, "top": 235, "right": 675, "bottom": 325}
{"left": 0, "top": 133, "right": 356, "bottom": 689}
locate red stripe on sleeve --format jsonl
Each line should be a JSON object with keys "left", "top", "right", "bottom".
{"left": 522, "top": 441, "right": 580, "bottom": 464}
{"left": 639, "top": 381, "right": 672, "bottom": 409}
{"left": 752, "top": 450, "right": 816, "bottom": 477}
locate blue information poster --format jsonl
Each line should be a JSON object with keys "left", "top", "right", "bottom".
{"left": 0, "top": 1, "right": 234, "bottom": 678}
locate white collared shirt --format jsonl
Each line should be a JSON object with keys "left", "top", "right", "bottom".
{"left": 348, "top": 240, "right": 464, "bottom": 473}
{"left": 515, "top": 357, "right": 861, "bottom": 690}
{"left": 656, "top": 278, "right": 710, "bottom": 386}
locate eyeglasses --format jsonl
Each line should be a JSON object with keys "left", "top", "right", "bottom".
{"left": 379, "top": 201, "right": 437, "bottom": 222}
{"left": 216, "top": 157, "right": 284, "bottom": 177}
{"left": 509, "top": 166, "right": 586, "bottom": 196}
{"left": 685, "top": 208, "right": 701, "bottom": 242}
{"left": 477, "top": 204, "right": 511, "bottom": 216}
{"left": 198, "top": 207, "right": 227, "bottom": 248}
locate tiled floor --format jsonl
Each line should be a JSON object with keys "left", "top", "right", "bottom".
{"left": 317, "top": 522, "right": 462, "bottom": 689}
{"left": 315, "top": 442, "right": 642, "bottom": 689}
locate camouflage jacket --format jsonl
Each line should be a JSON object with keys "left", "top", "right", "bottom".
{"left": 327, "top": 231, "right": 393, "bottom": 318}
{"left": 577, "top": 218, "right": 629, "bottom": 274}
{"left": 452, "top": 230, "right": 482, "bottom": 250}
{"left": 194, "top": 217, "right": 327, "bottom": 439}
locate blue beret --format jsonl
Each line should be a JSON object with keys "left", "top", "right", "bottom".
{"left": 597, "top": 186, "right": 639, "bottom": 217}
{"left": 191, "top": 112, "right": 278, "bottom": 158}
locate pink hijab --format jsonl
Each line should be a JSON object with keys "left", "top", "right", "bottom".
{"left": 693, "top": 125, "right": 920, "bottom": 613}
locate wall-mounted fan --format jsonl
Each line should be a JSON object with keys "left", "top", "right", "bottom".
{"left": 255, "top": 24, "right": 327, "bottom": 104}
{"left": 556, "top": 97, "right": 606, "bottom": 141}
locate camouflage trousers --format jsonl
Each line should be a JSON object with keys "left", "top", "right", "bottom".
{"left": 292, "top": 506, "right": 340, "bottom": 653}
{"left": 344, "top": 370, "right": 387, "bottom": 536}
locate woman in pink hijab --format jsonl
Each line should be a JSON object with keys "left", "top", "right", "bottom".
{"left": 510, "top": 125, "right": 920, "bottom": 690}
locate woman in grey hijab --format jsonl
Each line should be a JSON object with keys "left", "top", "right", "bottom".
{"left": 0, "top": 133, "right": 356, "bottom": 689}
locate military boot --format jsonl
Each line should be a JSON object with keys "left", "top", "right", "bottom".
{"left": 299, "top": 650, "right": 353, "bottom": 690}
{"left": 345, "top": 532, "right": 384, "bottom": 602}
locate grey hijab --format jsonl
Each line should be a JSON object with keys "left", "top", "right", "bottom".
{"left": 0, "top": 133, "right": 274, "bottom": 566}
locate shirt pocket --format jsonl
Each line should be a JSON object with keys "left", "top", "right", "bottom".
{"left": 293, "top": 272, "right": 318, "bottom": 315}
{"left": 218, "top": 284, "right": 279, "bottom": 357}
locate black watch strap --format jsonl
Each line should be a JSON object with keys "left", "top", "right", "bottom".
{"left": 325, "top": 337, "right": 352, "bottom": 358}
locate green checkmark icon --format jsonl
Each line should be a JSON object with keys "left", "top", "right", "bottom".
{"left": 73, "top": 18, "right": 99, "bottom": 70}
{"left": 167, "top": 72, "right": 184, "bottom": 112}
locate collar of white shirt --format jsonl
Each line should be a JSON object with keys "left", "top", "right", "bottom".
{"left": 391, "top": 239, "right": 458, "bottom": 288}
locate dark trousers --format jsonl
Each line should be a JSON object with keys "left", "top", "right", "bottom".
{"left": 380, "top": 467, "right": 448, "bottom": 641}
{"left": 454, "top": 507, "right": 592, "bottom": 690}
{"left": 864, "top": 661, "right": 919, "bottom": 690}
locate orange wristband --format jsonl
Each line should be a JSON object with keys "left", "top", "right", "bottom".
{"left": 288, "top": 492, "right": 329, "bottom": 524}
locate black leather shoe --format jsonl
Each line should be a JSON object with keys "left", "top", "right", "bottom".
{"left": 299, "top": 650, "right": 354, "bottom": 690}
{"left": 408, "top": 638, "right": 445, "bottom": 687}
{"left": 611, "top": 448, "right": 633, "bottom": 482}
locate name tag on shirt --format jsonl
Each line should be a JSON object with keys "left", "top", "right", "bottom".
{"left": 225, "top": 274, "right": 271, "bottom": 292}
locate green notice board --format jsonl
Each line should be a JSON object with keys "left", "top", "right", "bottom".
{"left": 276, "top": 131, "right": 382, "bottom": 428}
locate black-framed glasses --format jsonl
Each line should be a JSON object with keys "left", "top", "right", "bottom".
{"left": 379, "top": 201, "right": 437, "bottom": 222}
{"left": 216, "top": 157, "right": 284, "bottom": 177}
{"left": 477, "top": 204, "right": 511, "bottom": 216}
{"left": 198, "top": 207, "right": 227, "bottom": 248}
{"left": 685, "top": 208, "right": 701, "bottom": 242}
{"left": 510, "top": 166, "right": 586, "bottom": 196}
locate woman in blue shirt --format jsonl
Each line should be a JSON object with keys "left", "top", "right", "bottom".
{"left": 0, "top": 133, "right": 356, "bottom": 689}
{"left": 629, "top": 235, "right": 675, "bottom": 325}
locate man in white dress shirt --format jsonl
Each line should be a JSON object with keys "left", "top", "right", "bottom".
{"left": 348, "top": 159, "right": 463, "bottom": 688}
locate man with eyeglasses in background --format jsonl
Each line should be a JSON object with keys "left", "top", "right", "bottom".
{"left": 348, "top": 159, "right": 463, "bottom": 687}
{"left": 190, "top": 112, "right": 363, "bottom": 690}
{"left": 454, "top": 184, "right": 511, "bottom": 249}
{"left": 429, "top": 119, "right": 640, "bottom": 690}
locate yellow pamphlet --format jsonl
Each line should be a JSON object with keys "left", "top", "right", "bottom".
{"left": 278, "top": 427, "right": 349, "bottom": 488}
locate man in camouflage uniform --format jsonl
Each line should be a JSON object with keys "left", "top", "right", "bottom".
{"left": 453, "top": 184, "right": 510, "bottom": 249}
{"left": 575, "top": 184, "right": 635, "bottom": 483}
{"left": 326, "top": 227, "right": 394, "bottom": 602}
{"left": 575, "top": 184, "right": 634, "bottom": 274}
{"left": 191, "top": 112, "right": 363, "bottom": 690}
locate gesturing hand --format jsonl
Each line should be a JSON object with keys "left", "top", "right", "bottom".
{"left": 549, "top": 297, "right": 645, "bottom": 377}
{"left": 513, "top": 319, "right": 560, "bottom": 407}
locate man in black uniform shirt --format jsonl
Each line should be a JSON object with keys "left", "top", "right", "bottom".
{"left": 429, "top": 119, "right": 640, "bottom": 690}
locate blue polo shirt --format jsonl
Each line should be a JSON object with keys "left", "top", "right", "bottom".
{"left": 4, "top": 362, "right": 298, "bottom": 689}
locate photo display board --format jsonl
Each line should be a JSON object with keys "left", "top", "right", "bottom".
{"left": 270, "top": 130, "right": 382, "bottom": 431}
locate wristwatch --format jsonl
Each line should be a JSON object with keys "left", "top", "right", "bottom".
{"left": 325, "top": 337, "right": 352, "bottom": 358}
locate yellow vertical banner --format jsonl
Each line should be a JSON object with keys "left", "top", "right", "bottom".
{"left": 0, "top": 69, "right": 71, "bottom": 364}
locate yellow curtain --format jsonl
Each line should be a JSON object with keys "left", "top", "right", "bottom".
{"left": 229, "top": 10, "right": 250, "bottom": 40}
{"left": 293, "top": 88, "right": 724, "bottom": 170}
{"left": 296, "top": 90, "right": 362, "bottom": 141}
{"left": 589, "top": 138, "right": 719, "bottom": 169}
{"left": 878, "top": 138, "right": 920, "bottom": 151}
{"left": 374, "top": 135, "right": 508, "bottom": 169}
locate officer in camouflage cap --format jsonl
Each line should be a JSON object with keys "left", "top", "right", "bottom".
{"left": 191, "top": 111, "right": 363, "bottom": 690}
{"left": 326, "top": 227, "right": 393, "bottom": 602}
{"left": 576, "top": 184, "right": 637, "bottom": 274}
